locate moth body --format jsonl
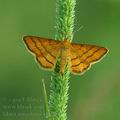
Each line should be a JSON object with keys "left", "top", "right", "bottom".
{"left": 60, "top": 40, "right": 71, "bottom": 74}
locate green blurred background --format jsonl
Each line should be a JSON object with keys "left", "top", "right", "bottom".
{"left": 0, "top": 0, "right": 120, "bottom": 120}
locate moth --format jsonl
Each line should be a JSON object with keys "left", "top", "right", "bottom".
{"left": 23, "top": 36, "right": 108, "bottom": 75}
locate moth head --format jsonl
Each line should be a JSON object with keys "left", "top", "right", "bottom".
{"left": 62, "top": 39, "right": 71, "bottom": 48}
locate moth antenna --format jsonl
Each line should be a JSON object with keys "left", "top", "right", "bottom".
{"left": 74, "top": 25, "right": 84, "bottom": 34}
{"left": 64, "top": 25, "right": 84, "bottom": 41}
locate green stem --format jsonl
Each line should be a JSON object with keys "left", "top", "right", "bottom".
{"left": 55, "top": 0, "right": 76, "bottom": 41}
{"left": 49, "top": 0, "right": 76, "bottom": 120}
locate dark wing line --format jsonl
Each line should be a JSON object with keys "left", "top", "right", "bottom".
{"left": 71, "top": 46, "right": 94, "bottom": 67}
{"left": 36, "top": 57, "right": 53, "bottom": 68}
{"left": 23, "top": 38, "right": 34, "bottom": 53}
{"left": 84, "top": 48, "right": 107, "bottom": 63}
{"left": 31, "top": 37, "right": 54, "bottom": 66}
{"left": 72, "top": 64, "right": 90, "bottom": 74}
{"left": 36, "top": 38, "right": 56, "bottom": 59}
{"left": 71, "top": 46, "right": 94, "bottom": 61}
{"left": 83, "top": 47, "right": 103, "bottom": 62}
{"left": 72, "top": 47, "right": 101, "bottom": 67}
{"left": 71, "top": 44, "right": 83, "bottom": 61}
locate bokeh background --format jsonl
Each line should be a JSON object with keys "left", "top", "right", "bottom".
{"left": 0, "top": 0, "right": 120, "bottom": 120}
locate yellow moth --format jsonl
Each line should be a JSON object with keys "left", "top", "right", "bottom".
{"left": 23, "top": 36, "right": 108, "bottom": 75}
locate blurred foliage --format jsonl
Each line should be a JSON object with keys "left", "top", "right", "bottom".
{"left": 0, "top": 0, "right": 120, "bottom": 120}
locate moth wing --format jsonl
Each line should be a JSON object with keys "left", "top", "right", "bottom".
{"left": 23, "top": 36, "right": 61, "bottom": 70}
{"left": 70, "top": 43, "right": 108, "bottom": 75}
